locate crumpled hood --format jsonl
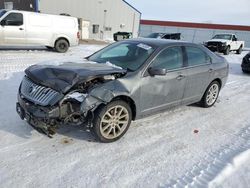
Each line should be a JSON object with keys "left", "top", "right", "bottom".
{"left": 25, "top": 62, "right": 126, "bottom": 93}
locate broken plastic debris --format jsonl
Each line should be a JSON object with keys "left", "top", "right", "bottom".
{"left": 66, "top": 92, "right": 87, "bottom": 102}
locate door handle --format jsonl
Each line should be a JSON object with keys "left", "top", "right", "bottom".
{"left": 176, "top": 75, "right": 185, "bottom": 80}
{"left": 19, "top": 28, "right": 24, "bottom": 30}
{"left": 208, "top": 68, "right": 213, "bottom": 73}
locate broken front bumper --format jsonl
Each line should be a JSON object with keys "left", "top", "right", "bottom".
{"left": 16, "top": 93, "right": 60, "bottom": 137}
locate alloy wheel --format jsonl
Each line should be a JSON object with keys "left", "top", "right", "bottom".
{"left": 100, "top": 105, "right": 129, "bottom": 139}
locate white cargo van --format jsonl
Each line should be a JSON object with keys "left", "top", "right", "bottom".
{"left": 0, "top": 10, "right": 79, "bottom": 53}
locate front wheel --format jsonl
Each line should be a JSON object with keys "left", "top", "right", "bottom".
{"left": 200, "top": 81, "right": 220, "bottom": 108}
{"left": 92, "top": 100, "right": 132, "bottom": 143}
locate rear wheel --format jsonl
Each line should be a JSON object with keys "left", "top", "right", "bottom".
{"left": 55, "top": 39, "right": 69, "bottom": 53}
{"left": 92, "top": 100, "right": 132, "bottom": 143}
{"left": 224, "top": 46, "right": 230, "bottom": 55}
{"left": 200, "top": 81, "right": 220, "bottom": 108}
{"left": 236, "top": 46, "right": 243, "bottom": 54}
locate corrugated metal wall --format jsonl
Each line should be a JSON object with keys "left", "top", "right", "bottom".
{"left": 140, "top": 25, "right": 250, "bottom": 47}
{"left": 39, "top": 0, "right": 140, "bottom": 40}
{"left": 0, "top": 0, "right": 36, "bottom": 11}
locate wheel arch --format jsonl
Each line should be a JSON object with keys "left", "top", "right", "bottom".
{"left": 54, "top": 36, "right": 70, "bottom": 47}
{"left": 111, "top": 95, "right": 137, "bottom": 120}
{"left": 211, "top": 78, "right": 222, "bottom": 89}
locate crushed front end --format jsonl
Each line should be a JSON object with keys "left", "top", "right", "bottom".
{"left": 17, "top": 76, "right": 85, "bottom": 137}
{"left": 16, "top": 62, "right": 127, "bottom": 137}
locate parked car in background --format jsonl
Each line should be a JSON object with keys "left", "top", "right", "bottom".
{"left": 113, "top": 31, "right": 132, "bottom": 41}
{"left": 0, "top": 10, "right": 79, "bottom": 52}
{"left": 145, "top": 33, "right": 181, "bottom": 40}
{"left": 204, "top": 34, "right": 244, "bottom": 55}
{"left": 241, "top": 52, "right": 250, "bottom": 73}
{"left": 16, "top": 39, "right": 229, "bottom": 142}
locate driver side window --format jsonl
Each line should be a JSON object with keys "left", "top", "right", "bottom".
{"left": 152, "top": 46, "right": 183, "bottom": 70}
{"left": 2, "top": 13, "right": 23, "bottom": 26}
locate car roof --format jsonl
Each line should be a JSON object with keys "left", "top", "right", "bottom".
{"left": 126, "top": 38, "right": 197, "bottom": 48}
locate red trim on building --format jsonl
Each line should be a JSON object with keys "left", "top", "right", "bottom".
{"left": 141, "top": 20, "right": 250, "bottom": 32}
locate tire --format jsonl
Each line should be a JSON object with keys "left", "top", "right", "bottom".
{"left": 224, "top": 46, "right": 230, "bottom": 55}
{"left": 55, "top": 39, "right": 69, "bottom": 53}
{"left": 200, "top": 81, "right": 220, "bottom": 108}
{"left": 92, "top": 100, "right": 132, "bottom": 143}
{"left": 236, "top": 46, "right": 243, "bottom": 54}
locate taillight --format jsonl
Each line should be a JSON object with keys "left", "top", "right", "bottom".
{"left": 77, "top": 31, "right": 80, "bottom": 39}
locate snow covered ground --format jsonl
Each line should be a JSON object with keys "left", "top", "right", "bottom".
{"left": 0, "top": 45, "right": 249, "bottom": 188}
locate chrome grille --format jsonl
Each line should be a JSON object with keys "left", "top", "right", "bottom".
{"left": 20, "top": 76, "right": 63, "bottom": 106}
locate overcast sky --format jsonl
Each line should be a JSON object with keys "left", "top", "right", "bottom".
{"left": 126, "top": 0, "right": 250, "bottom": 25}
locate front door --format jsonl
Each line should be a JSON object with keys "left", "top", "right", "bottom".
{"left": 140, "top": 46, "right": 187, "bottom": 116}
{"left": 1, "top": 12, "right": 25, "bottom": 45}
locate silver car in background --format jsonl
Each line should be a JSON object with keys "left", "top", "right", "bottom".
{"left": 16, "top": 39, "right": 229, "bottom": 142}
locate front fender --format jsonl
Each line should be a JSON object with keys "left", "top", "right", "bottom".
{"left": 80, "top": 80, "right": 131, "bottom": 113}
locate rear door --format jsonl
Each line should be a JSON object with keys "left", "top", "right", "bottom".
{"left": 182, "top": 46, "right": 213, "bottom": 104}
{"left": 140, "top": 46, "right": 187, "bottom": 115}
{"left": 1, "top": 12, "right": 25, "bottom": 45}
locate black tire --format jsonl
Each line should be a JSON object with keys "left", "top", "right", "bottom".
{"left": 236, "top": 46, "right": 243, "bottom": 54}
{"left": 55, "top": 39, "right": 69, "bottom": 53}
{"left": 92, "top": 100, "right": 132, "bottom": 143}
{"left": 224, "top": 46, "right": 230, "bottom": 55}
{"left": 200, "top": 81, "right": 220, "bottom": 108}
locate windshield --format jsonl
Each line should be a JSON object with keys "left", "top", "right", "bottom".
{"left": 88, "top": 41, "right": 157, "bottom": 71}
{"left": 0, "top": 10, "right": 7, "bottom": 18}
{"left": 212, "top": 34, "right": 232, "bottom": 40}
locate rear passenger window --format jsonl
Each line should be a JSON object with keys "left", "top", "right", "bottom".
{"left": 152, "top": 47, "right": 183, "bottom": 70}
{"left": 2, "top": 13, "right": 23, "bottom": 26}
{"left": 186, "top": 47, "right": 210, "bottom": 66}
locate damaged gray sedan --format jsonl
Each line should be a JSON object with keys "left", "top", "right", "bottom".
{"left": 16, "top": 39, "right": 229, "bottom": 142}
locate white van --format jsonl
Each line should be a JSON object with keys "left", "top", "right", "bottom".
{"left": 0, "top": 10, "right": 79, "bottom": 53}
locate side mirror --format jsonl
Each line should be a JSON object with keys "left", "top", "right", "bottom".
{"left": 148, "top": 67, "right": 167, "bottom": 76}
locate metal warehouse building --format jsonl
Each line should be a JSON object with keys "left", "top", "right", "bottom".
{"left": 0, "top": 0, "right": 38, "bottom": 11}
{"left": 140, "top": 20, "right": 250, "bottom": 48}
{"left": 38, "top": 0, "right": 141, "bottom": 40}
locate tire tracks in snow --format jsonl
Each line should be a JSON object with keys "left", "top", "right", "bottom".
{"left": 163, "top": 125, "right": 250, "bottom": 188}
